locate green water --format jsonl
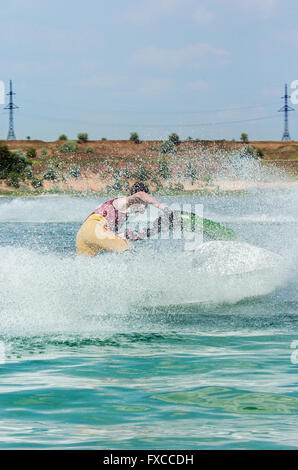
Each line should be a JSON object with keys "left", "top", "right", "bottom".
{"left": 0, "top": 193, "right": 297, "bottom": 449}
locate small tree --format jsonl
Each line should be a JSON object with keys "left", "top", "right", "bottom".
{"left": 101, "top": 137, "right": 107, "bottom": 141}
{"left": 26, "top": 136, "right": 31, "bottom": 141}
{"left": 185, "top": 161, "right": 197, "bottom": 185}
{"left": 129, "top": 132, "right": 140, "bottom": 144}
{"left": 240, "top": 133, "right": 249, "bottom": 143}
{"left": 158, "top": 158, "right": 171, "bottom": 180}
{"left": 168, "top": 132, "right": 180, "bottom": 146}
{"left": 160, "top": 140, "right": 176, "bottom": 154}
{"left": 58, "top": 134, "right": 68, "bottom": 141}
{"left": 77, "top": 132, "right": 88, "bottom": 143}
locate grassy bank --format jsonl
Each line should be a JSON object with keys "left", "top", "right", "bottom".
{"left": 1, "top": 139, "right": 297, "bottom": 196}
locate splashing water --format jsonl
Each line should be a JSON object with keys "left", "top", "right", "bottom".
{"left": 0, "top": 240, "right": 287, "bottom": 338}
{"left": 0, "top": 182, "right": 297, "bottom": 449}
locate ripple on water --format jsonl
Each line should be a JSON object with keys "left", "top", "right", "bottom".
{"left": 152, "top": 386, "right": 298, "bottom": 415}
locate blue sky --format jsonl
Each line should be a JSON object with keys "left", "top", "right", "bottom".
{"left": 1, "top": 0, "right": 298, "bottom": 141}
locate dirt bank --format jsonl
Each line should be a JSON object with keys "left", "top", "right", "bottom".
{"left": 1, "top": 139, "right": 297, "bottom": 194}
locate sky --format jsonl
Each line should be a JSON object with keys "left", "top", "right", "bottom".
{"left": 1, "top": 0, "right": 298, "bottom": 141}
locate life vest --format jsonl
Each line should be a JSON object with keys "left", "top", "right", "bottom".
{"left": 90, "top": 199, "right": 128, "bottom": 232}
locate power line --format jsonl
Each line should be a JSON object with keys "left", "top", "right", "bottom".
{"left": 19, "top": 112, "right": 280, "bottom": 128}
{"left": 14, "top": 101, "right": 279, "bottom": 116}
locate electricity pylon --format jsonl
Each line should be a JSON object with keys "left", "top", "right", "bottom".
{"left": 278, "top": 83, "right": 294, "bottom": 141}
{"left": 4, "top": 80, "right": 19, "bottom": 140}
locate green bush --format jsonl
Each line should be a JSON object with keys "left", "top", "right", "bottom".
{"left": 122, "top": 180, "right": 130, "bottom": 191}
{"left": 85, "top": 146, "right": 94, "bottom": 154}
{"left": 26, "top": 147, "right": 37, "bottom": 159}
{"left": 172, "top": 182, "right": 184, "bottom": 191}
{"left": 40, "top": 147, "right": 48, "bottom": 156}
{"left": 168, "top": 133, "right": 180, "bottom": 145}
{"left": 24, "top": 167, "right": 33, "bottom": 179}
{"left": 101, "top": 137, "right": 107, "bottom": 141}
{"left": 122, "top": 168, "right": 132, "bottom": 179}
{"left": 43, "top": 166, "right": 58, "bottom": 181}
{"left": 11, "top": 153, "right": 31, "bottom": 174}
{"left": 134, "top": 164, "right": 151, "bottom": 181}
{"left": 31, "top": 178, "right": 43, "bottom": 189}
{"left": 69, "top": 165, "right": 81, "bottom": 178}
{"left": 129, "top": 132, "right": 140, "bottom": 144}
{"left": 111, "top": 178, "right": 123, "bottom": 191}
{"left": 241, "top": 145, "right": 258, "bottom": 158}
{"left": 77, "top": 132, "right": 88, "bottom": 143}
{"left": 7, "top": 173, "right": 20, "bottom": 188}
{"left": 158, "top": 158, "right": 171, "bottom": 179}
{"left": 151, "top": 178, "right": 163, "bottom": 192}
{"left": 256, "top": 148, "right": 264, "bottom": 158}
{"left": 0, "top": 144, "right": 32, "bottom": 179}
{"left": 185, "top": 161, "right": 197, "bottom": 184}
{"left": 58, "top": 141, "right": 78, "bottom": 154}
{"left": 0, "top": 145, "right": 14, "bottom": 179}
{"left": 160, "top": 140, "right": 177, "bottom": 154}
{"left": 58, "top": 134, "right": 68, "bottom": 141}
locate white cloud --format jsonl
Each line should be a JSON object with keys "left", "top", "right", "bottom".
{"left": 78, "top": 69, "right": 174, "bottom": 97}
{"left": 194, "top": 6, "right": 214, "bottom": 24}
{"left": 121, "top": 0, "right": 278, "bottom": 26}
{"left": 137, "top": 78, "right": 174, "bottom": 96}
{"left": 112, "top": 78, "right": 175, "bottom": 97}
{"left": 81, "top": 75, "right": 128, "bottom": 89}
{"left": 122, "top": 0, "right": 215, "bottom": 25}
{"left": 225, "top": 0, "right": 279, "bottom": 18}
{"left": 133, "top": 43, "right": 229, "bottom": 68}
{"left": 1, "top": 59, "right": 60, "bottom": 76}
{"left": 188, "top": 80, "right": 209, "bottom": 90}
{"left": 122, "top": 0, "right": 181, "bottom": 24}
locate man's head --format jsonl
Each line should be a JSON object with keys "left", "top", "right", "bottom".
{"left": 130, "top": 182, "right": 150, "bottom": 195}
{"left": 128, "top": 182, "right": 150, "bottom": 213}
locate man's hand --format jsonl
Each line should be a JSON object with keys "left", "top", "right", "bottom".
{"left": 125, "top": 230, "right": 145, "bottom": 241}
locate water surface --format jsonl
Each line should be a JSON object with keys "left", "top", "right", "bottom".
{"left": 0, "top": 191, "right": 297, "bottom": 449}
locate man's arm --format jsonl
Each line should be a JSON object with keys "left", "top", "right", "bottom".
{"left": 127, "top": 191, "right": 167, "bottom": 211}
